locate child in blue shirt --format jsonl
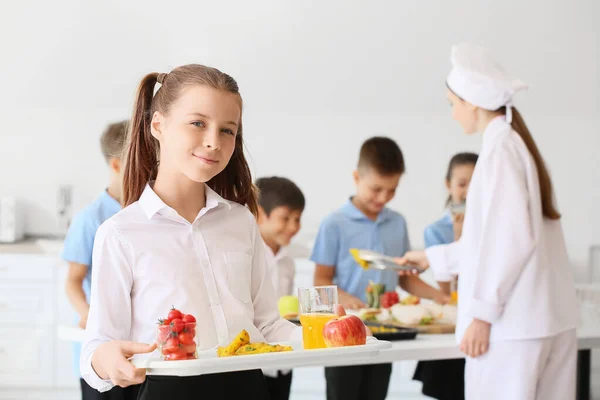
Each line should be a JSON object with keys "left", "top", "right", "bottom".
{"left": 311, "top": 137, "right": 448, "bottom": 400}
{"left": 413, "top": 152, "right": 478, "bottom": 400}
{"left": 62, "top": 121, "right": 137, "bottom": 400}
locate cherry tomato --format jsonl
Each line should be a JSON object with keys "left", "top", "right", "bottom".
{"left": 182, "top": 314, "right": 196, "bottom": 324}
{"left": 185, "top": 328, "right": 196, "bottom": 337}
{"left": 181, "top": 343, "right": 196, "bottom": 354}
{"left": 170, "top": 318, "right": 185, "bottom": 333}
{"left": 157, "top": 326, "right": 171, "bottom": 343}
{"left": 168, "top": 308, "right": 183, "bottom": 321}
{"left": 162, "top": 337, "right": 180, "bottom": 354}
{"left": 178, "top": 332, "right": 195, "bottom": 345}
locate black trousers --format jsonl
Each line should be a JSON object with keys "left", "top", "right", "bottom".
{"left": 264, "top": 371, "right": 293, "bottom": 400}
{"left": 325, "top": 364, "right": 392, "bottom": 400}
{"left": 413, "top": 359, "right": 465, "bottom": 400}
{"left": 80, "top": 379, "right": 140, "bottom": 400}
{"left": 137, "top": 369, "right": 268, "bottom": 400}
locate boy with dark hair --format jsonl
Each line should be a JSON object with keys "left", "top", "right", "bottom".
{"left": 311, "top": 137, "right": 447, "bottom": 400}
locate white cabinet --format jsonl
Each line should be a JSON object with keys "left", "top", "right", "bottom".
{"left": 0, "top": 326, "right": 55, "bottom": 387}
{"left": 0, "top": 252, "right": 79, "bottom": 396}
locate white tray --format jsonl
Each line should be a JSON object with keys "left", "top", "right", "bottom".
{"left": 131, "top": 339, "right": 392, "bottom": 376}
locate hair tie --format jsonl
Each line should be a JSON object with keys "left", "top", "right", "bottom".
{"left": 157, "top": 73, "right": 168, "bottom": 85}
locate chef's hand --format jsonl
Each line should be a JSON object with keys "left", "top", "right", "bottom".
{"left": 394, "top": 250, "right": 430, "bottom": 273}
{"left": 453, "top": 213, "right": 465, "bottom": 241}
{"left": 91, "top": 340, "right": 157, "bottom": 387}
{"left": 335, "top": 305, "right": 372, "bottom": 337}
{"left": 339, "top": 292, "right": 366, "bottom": 310}
{"left": 460, "top": 319, "right": 490, "bottom": 358}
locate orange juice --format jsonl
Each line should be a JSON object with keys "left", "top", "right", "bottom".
{"left": 299, "top": 313, "right": 336, "bottom": 349}
{"left": 450, "top": 291, "right": 458, "bottom": 304}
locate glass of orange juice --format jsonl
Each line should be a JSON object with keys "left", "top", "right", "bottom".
{"left": 298, "top": 285, "right": 338, "bottom": 349}
{"left": 450, "top": 278, "right": 458, "bottom": 304}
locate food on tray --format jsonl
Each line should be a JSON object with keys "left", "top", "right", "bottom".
{"left": 235, "top": 343, "right": 293, "bottom": 355}
{"left": 217, "top": 329, "right": 250, "bottom": 357}
{"left": 390, "top": 304, "right": 433, "bottom": 325}
{"left": 381, "top": 291, "right": 400, "bottom": 308}
{"left": 322, "top": 315, "right": 367, "bottom": 347}
{"left": 217, "top": 329, "right": 293, "bottom": 357}
{"left": 422, "top": 302, "right": 444, "bottom": 319}
{"left": 278, "top": 295, "right": 299, "bottom": 318}
{"left": 156, "top": 307, "right": 197, "bottom": 360}
{"left": 400, "top": 295, "right": 420, "bottom": 305}
{"left": 368, "top": 325, "right": 399, "bottom": 334}
{"left": 365, "top": 281, "right": 385, "bottom": 308}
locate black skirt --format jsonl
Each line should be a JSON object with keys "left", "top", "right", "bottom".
{"left": 413, "top": 359, "right": 465, "bottom": 400}
{"left": 137, "top": 369, "right": 268, "bottom": 400}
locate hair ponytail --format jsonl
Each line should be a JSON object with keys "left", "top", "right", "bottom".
{"left": 122, "top": 73, "right": 160, "bottom": 207}
{"left": 508, "top": 107, "right": 561, "bottom": 220}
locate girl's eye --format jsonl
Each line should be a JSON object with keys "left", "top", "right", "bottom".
{"left": 221, "top": 128, "right": 235, "bottom": 135}
{"left": 192, "top": 121, "right": 205, "bottom": 128}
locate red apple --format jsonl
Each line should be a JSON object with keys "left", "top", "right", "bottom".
{"left": 322, "top": 315, "right": 367, "bottom": 347}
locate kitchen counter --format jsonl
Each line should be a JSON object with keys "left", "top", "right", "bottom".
{"left": 0, "top": 236, "right": 64, "bottom": 255}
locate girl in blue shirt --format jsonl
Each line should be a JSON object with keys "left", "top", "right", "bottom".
{"left": 414, "top": 152, "right": 478, "bottom": 400}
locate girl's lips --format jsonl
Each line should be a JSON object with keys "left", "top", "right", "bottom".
{"left": 193, "top": 154, "right": 218, "bottom": 164}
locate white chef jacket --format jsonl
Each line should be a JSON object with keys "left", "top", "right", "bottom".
{"left": 426, "top": 117, "right": 577, "bottom": 343}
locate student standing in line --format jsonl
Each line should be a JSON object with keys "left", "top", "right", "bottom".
{"left": 413, "top": 152, "right": 478, "bottom": 400}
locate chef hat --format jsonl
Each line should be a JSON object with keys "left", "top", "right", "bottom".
{"left": 446, "top": 43, "right": 528, "bottom": 123}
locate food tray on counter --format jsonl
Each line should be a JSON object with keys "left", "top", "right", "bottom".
{"left": 131, "top": 339, "right": 392, "bottom": 376}
{"left": 364, "top": 321, "right": 418, "bottom": 341}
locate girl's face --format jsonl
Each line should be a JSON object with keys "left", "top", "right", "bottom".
{"left": 447, "top": 89, "right": 478, "bottom": 134}
{"left": 446, "top": 163, "right": 475, "bottom": 205}
{"left": 151, "top": 85, "right": 241, "bottom": 183}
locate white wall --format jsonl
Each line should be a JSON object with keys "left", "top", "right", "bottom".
{"left": 1, "top": 0, "right": 598, "bottom": 279}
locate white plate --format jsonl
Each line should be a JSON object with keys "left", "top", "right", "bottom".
{"left": 131, "top": 339, "right": 392, "bottom": 376}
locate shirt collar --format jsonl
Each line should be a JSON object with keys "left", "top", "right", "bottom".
{"left": 341, "top": 198, "right": 392, "bottom": 223}
{"left": 263, "top": 241, "right": 289, "bottom": 262}
{"left": 139, "top": 183, "right": 231, "bottom": 220}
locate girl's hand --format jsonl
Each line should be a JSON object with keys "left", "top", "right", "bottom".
{"left": 335, "top": 304, "right": 372, "bottom": 337}
{"left": 452, "top": 213, "right": 465, "bottom": 241}
{"left": 460, "top": 319, "right": 491, "bottom": 358}
{"left": 394, "top": 250, "right": 430, "bottom": 273}
{"left": 91, "top": 340, "right": 157, "bottom": 387}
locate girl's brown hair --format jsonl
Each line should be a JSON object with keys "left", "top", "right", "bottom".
{"left": 500, "top": 106, "right": 560, "bottom": 219}
{"left": 122, "top": 64, "right": 258, "bottom": 216}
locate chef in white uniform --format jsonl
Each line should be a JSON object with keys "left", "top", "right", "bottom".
{"left": 398, "top": 43, "right": 578, "bottom": 400}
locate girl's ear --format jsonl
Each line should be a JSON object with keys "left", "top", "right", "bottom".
{"left": 150, "top": 111, "right": 163, "bottom": 141}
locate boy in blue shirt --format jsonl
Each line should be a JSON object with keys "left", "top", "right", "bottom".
{"left": 311, "top": 137, "right": 448, "bottom": 400}
{"left": 62, "top": 121, "right": 138, "bottom": 400}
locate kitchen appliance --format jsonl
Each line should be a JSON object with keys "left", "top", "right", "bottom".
{"left": 0, "top": 196, "right": 25, "bottom": 243}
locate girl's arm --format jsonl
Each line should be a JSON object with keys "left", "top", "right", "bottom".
{"left": 80, "top": 220, "right": 141, "bottom": 391}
